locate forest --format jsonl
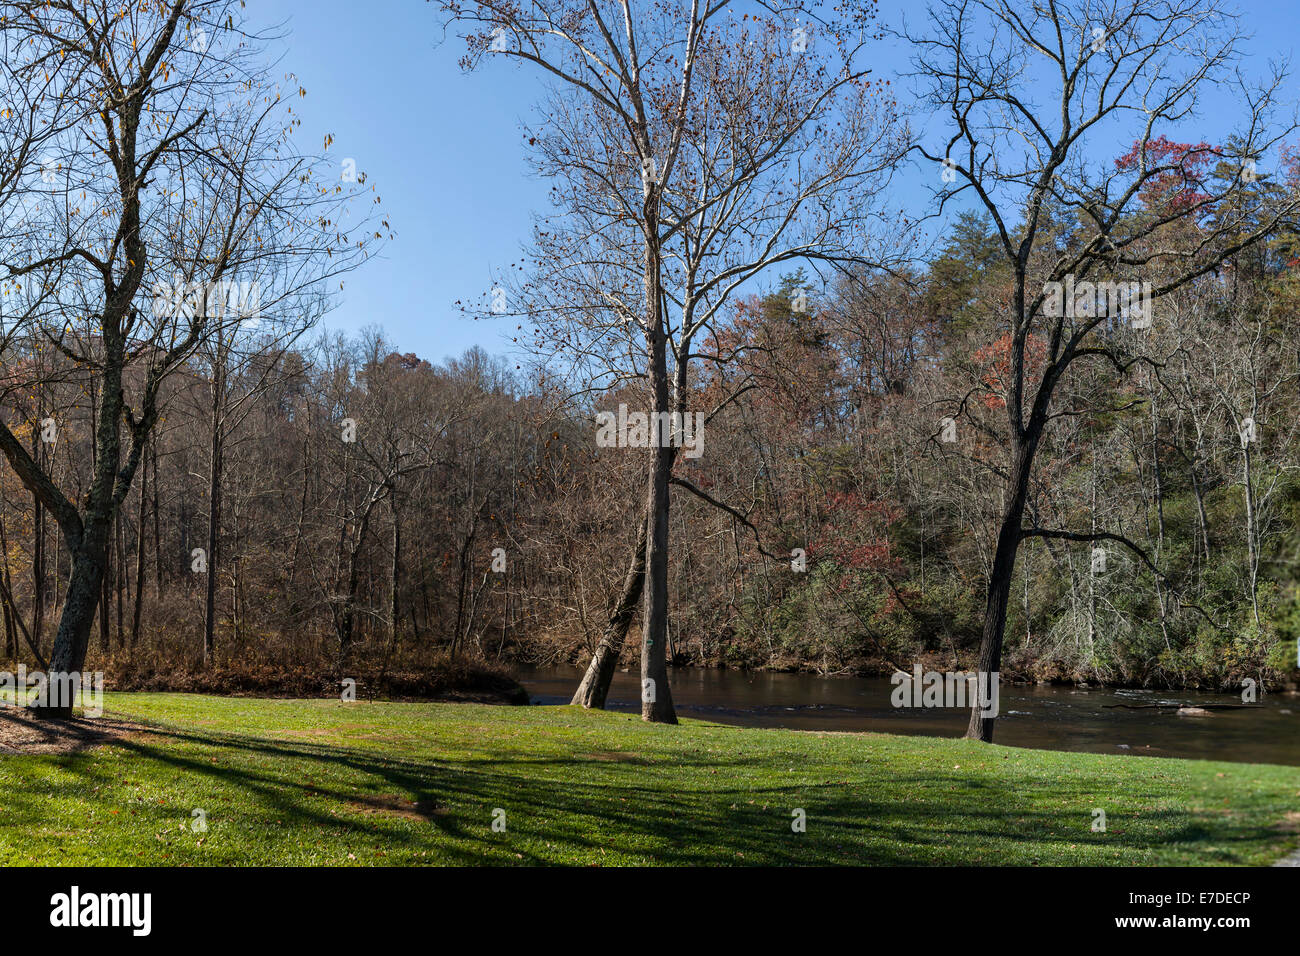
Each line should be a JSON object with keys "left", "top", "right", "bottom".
{"left": 4, "top": 202, "right": 1299, "bottom": 700}
{"left": 1, "top": 0, "right": 1298, "bottom": 741}
{"left": 8, "top": 0, "right": 1300, "bottom": 894}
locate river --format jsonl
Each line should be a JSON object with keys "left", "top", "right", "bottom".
{"left": 518, "top": 665, "right": 1300, "bottom": 766}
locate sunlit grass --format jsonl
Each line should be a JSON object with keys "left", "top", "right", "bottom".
{"left": 0, "top": 692, "right": 1296, "bottom": 865}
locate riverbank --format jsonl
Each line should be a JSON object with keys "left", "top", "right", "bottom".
{"left": 638, "top": 649, "right": 1297, "bottom": 695}
{"left": 0, "top": 693, "right": 1297, "bottom": 865}
{"left": 90, "top": 655, "right": 530, "bottom": 705}
{"left": 520, "top": 664, "right": 1300, "bottom": 766}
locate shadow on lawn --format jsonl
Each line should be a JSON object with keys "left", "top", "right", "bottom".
{"left": 7, "top": 718, "right": 1286, "bottom": 865}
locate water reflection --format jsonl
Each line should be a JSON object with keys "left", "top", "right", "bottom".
{"left": 517, "top": 665, "right": 1300, "bottom": 766}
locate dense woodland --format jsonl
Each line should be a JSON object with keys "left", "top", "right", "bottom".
{"left": 4, "top": 199, "right": 1300, "bottom": 695}
{"left": 1, "top": 0, "right": 1299, "bottom": 741}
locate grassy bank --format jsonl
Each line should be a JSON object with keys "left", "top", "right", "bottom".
{"left": 1, "top": 693, "right": 1297, "bottom": 865}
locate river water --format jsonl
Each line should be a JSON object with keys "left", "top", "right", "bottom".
{"left": 518, "top": 665, "right": 1300, "bottom": 766}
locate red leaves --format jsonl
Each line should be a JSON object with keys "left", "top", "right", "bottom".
{"left": 1114, "top": 135, "right": 1217, "bottom": 214}
{"left": 811, "top": 491, "right": 900, "bottom": 575}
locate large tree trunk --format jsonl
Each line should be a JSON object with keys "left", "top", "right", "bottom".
{"left": 571, "top": 513, "right": 647, "bottom": 709}
{"left": 33, "top": 345, "right": 138, "bottom": 717}
{"left": 640, "top": 313, "right": 677, "bottom": 723}
{"left": 40, "top": 526, "right": 110, "bottom": 717}
{"left": 635, "top": 140, "right": 677, "bottom": 724}
{"left": 964, "top": 441, "right": 1034, "bottom": 742}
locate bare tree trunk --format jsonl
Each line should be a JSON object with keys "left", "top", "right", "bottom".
{"left": 965, "top": 441, "right": 1034, "bottom": 742}
{"left": 640, "top": 274, "right": 677, "bottom": 722}
{"left": 571, "top": 513, "right": 647, "bottom": 708}
{"left": 1148, "top": 380, "right": 1170, "bottom": 648}
{"left": 0, "top": 512, "right": 16, "bottom": 659}
{"left": 340, "top": 487, "right": 384, "bottom": 662}
{"left": 132, "top": 443, "right": 148, "bottom": 646}
{"left": 152, "top": 441, "right": 162, "bottom": 593}
{"left": 1087, "top": 460, "right": 1097, "bottom": 658}
{"left": 99, "top": 534, "right": 111, "bottom": 653}
{"left": 451, "top": 499, "right": 485, "bottom": 659}
{"left": 115, "top": 511, "right": 126, "bottom": 647}
{"left": 41, "top": 521, "right": 112, "bottom": 716}
{"left": 389, "top": 497, "right": 401, "bottom": 645}
{"left": 203, "top": 358, "right": 225, "bottom": 665}
{"left": 32, "top": 425, "right": 45, "bottom": 647}
{"left": 1190, "top": 463, "right": 1211, "bottom": 562}
{"left": 286, "top": 439, "right": 310, "bottom": 598}
{"left": 1243, "top": 439, "right": 1261, "bottom": 626}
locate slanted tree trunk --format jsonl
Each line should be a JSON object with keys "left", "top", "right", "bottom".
{"left": 31, "top": 347, "right": 146, "bottom": 716}
{"left": 965, "top": 438, "right": 1036, "bottom": 742}
{"left": 571, "top": 513, "right": 648, "bottom": 709}
{"left": 44, "top": 522, "right": 112, "bottom": 717}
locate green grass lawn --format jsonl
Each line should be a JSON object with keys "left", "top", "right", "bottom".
{"left": 1, "top": 692, "right": 1297, "bottom": 865}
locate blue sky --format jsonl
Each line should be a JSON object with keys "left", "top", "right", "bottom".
{"left": 255, "top": 0, "right": 1299, "bottom": 366}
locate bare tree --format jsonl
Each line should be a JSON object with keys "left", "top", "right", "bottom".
{"left": 909, "top": 0, "right": 1300, "bottom": 740}
{"left": 0, "top": 0, "right": 381, "bottom": 713}
{"left": 443, "top": 0, "right": 906, "bottom": 719}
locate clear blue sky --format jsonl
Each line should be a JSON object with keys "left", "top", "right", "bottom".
{"left": 256, "top": 0, "right": 1300, "bottom": 366}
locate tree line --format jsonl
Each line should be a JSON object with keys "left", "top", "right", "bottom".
{"left": 2, "top": 0, "right": 1299, "bottom": 746}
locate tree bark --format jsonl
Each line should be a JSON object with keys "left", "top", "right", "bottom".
{"left": 32, "top": 426, "right": 45, "bottom": 647}
{"left": 0, "top": 513, "right": 17, "bottom": 659}
{"left": 203, "top": 355, "right": 225, "bottom": 665}
{"left": 389, "top": 497, "right": 401, "bottom": 646}
{"left": 115, "top": 512, "right": 126, "bottom": 647}
{"left": 571, "top": 513, "right": 648, "bottom": 708}
{"left": 640, "top": 255, "right": 677, "bottom": 723}
{"left": 964, "top": 440, "right": 1035, "bottom": 742}
{"left": 99, "top": 530, "right": 111, "bottom": 653}
{"left": 152, "top": 440, "right": 163, "bottom": 593}
{"left": 31, "top": 337, "right": 144, "bottom": 716}
{"left": 41, "top": 525, "right": 110, "bottom": 717}
{"left": 131, "top": 442, "right": 149, "bottom": 646}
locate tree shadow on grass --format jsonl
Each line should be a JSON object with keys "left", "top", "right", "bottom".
{"left": 7, "top": 720, "right": 1290, "bottom": 865}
